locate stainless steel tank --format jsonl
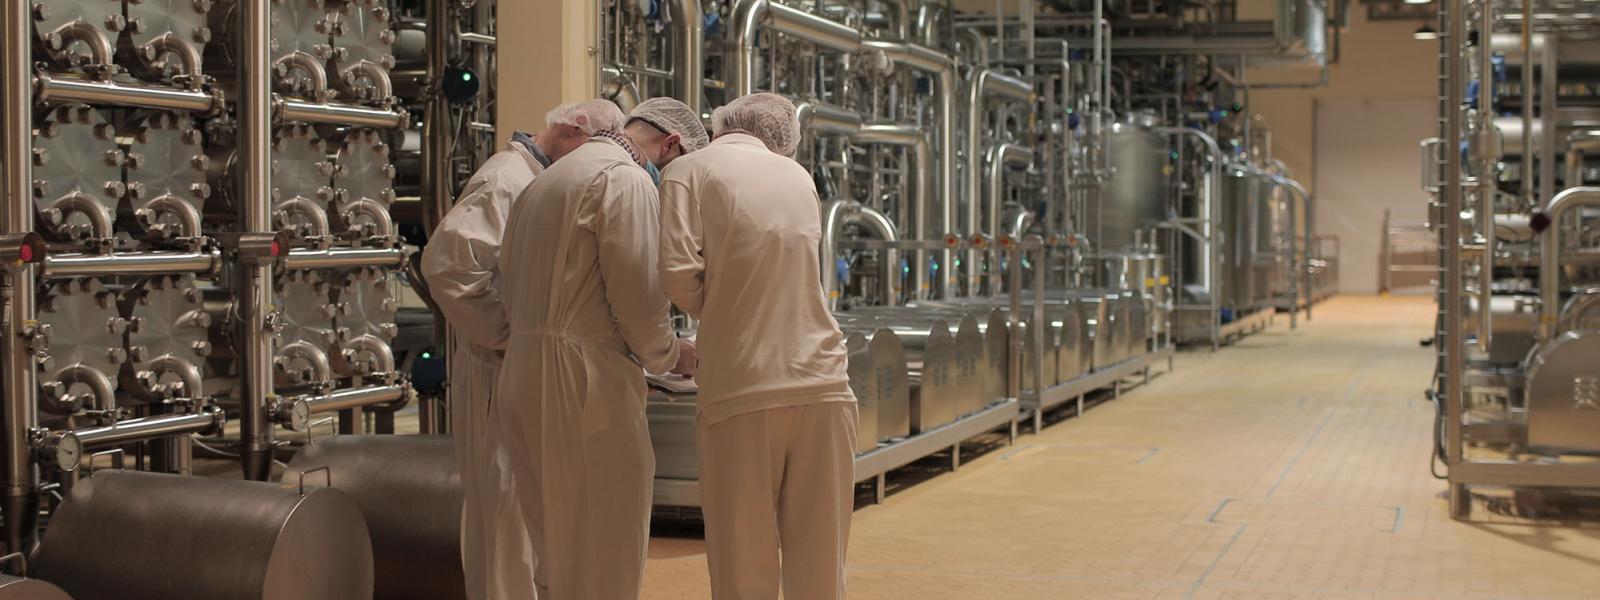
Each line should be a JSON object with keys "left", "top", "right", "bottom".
{"left": 882, "top": 304, "right": 1009, "bottom": 401}
{"left": 1525, "top": 331, "right": 1600, "bottom": 452}
{"left": 281, "top": 435, "right": 464, "bottom": 600}
{"left": 646, "top": 392, "right": 698, "bottom": 479}
{"left": 1093, "top": 116, "right": 1169, "bottom": 252}
{"left": 838, "top": 315, "right": 959, "bottom": 433}
{"left": 33, "top": 471, "right": 374, "bottom": 600}
{"left": 1219, "top": 168, "right": 1264, "bottom": 313}
{"left": 0, "top": 576, "right": 72, "bottom": 600}
{"left": 845, "top": 329, "right": 909, "bottom": 451}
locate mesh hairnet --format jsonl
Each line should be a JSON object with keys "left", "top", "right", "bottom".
{"left": 545, "top": 100, "right": 626, "bottom": 135}
{"left": 711, "top": 93, "right": 801, "bottom": 157}
{"left": 628, "top": 98, "right": 710, "bottom": 153}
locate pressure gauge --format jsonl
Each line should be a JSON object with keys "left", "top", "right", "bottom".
{"left": 276, "top": 397, "right": 312, "bottom": 432}
{"left": 37, "top": 431, "right": 83, "bottom": 472}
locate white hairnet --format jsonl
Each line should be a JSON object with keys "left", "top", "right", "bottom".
{"left": 628, "top": 98, "right": 710, "bottom": 153}
{"left": 711, "top": 93, "right": 801, "bottom": 157}
{"left": 545, "top": 100, "right": 626, "bottom": 135}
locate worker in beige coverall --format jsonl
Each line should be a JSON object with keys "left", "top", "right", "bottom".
{"left": 658, "top": 92, "right": 858, "bottom": 600}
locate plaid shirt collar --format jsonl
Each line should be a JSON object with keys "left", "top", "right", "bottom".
{"left": 593, "top": 130, "right": 650, "bottom": 170}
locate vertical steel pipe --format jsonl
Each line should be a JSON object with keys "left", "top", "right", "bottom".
{"left": 986, "top": 144, "right": 1034, "bottom": 296}
{"left": 1476, "top": 1, "right": 1496, "bottom": 350}
{"left": 861, "top": 41, "right": 958, "bottom": 298}
{"left": 849, "top": 207, "right": 902, "bottom": 306}
{"left": 2, "top": 0, "right": 40, "bottom": 558}
{"left": 238, "top": 0, "right": 275, "bottom": 481}
{"left": 667, "top": 0, "right": 703, "bottom": 113}
{"left": 964, "top": 70, "right": 1033, "bottom": 294}
{"left": 422, "top": 0, "right": 453, "bottom": 234}
{"left": 1539, "top": 36, "right": 1557, "bottom": 206}
{"left": 853, "top": 123, "right": 930, "bottom": 299}
{"left": 1443, "top": 0, "right": 1468, "bottom": 519}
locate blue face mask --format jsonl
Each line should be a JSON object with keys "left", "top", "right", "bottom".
{"left": 645, "top": 161, "right": 662, "bottom": 186}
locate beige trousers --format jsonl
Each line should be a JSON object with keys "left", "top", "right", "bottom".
{"left": 697, "top": 401, "right": 857, "bottom": 600}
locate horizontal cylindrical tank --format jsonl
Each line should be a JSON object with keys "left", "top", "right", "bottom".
{"left": 845, "top": 329, "right": 910, "bottom": 451}
{"left": 33, "top": 471, "right": 373, "bottom": 600}
{"left": 837, "top": 315, "right": 959, "bottom": 433}
{"left": 281, "top": 435, "right": 466, "bottom": 600}
{"left": 0, "top": 575, "right": 72, "bottom": 600}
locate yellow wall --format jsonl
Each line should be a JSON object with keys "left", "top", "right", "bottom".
{"left": 496, "top": 0, "right": 599, "bottom": 136}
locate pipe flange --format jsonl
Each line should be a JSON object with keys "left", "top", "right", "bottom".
{"left": 33, "top": 104, "right": 120, "bottom": 246}
{"left": 332, "top": 129, "right": 396, "bottom": 243}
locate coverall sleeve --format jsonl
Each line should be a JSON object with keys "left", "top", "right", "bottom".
{"left": 657, "top": 178, "right": 707, "bottom": 318}
{"left": 420, "top": 174, "right": 522, "bottom": 351}
{"left": 593, "top": 167, "right": 681, "bottom": 374}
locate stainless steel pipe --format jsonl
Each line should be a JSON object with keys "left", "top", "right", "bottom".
{"left": 35, "top": 73, "right": 221, "bottom": 114}
{"left": 986, "top": 144, "right": 1033, "bottom": 296}
{"left": 854, "top": 123, "right": 931, "bottom": 299}
{"left": 279, "top": 100, "right": 407, "bottom": 129}
{"left": 667, "top": 0, "right": 703, "bottom": 112}
{"left": 76, "top": 408, "right": 225, "bottom": 449}
{"left": 964, "top": 70, "right": 1033, "bottom": 294}
{"left": 1538, "top": 187, "right": 1600, "bottom": 340}
{"left": 1565, "top": 130, "right": 1600, "bottom": 187}
{"left": 238, "top": 0, "right": 275, "bottom": 481}
{"left": 301, "top": 384, "right": 408, "bottom": 415}
{"left": 731, "top": 0, "right": 862, "bottom": 95}
{"left": 862, "top": 41, "right": 958, "bottom": 297}
{"left": 2, "top": 0, "right": 41, "bottom": 558}
{"left": 43, "top": 250, "right": 220, "bottom": 279}
{"left": 282, "top": 247, "right": 408, "bottom": 270}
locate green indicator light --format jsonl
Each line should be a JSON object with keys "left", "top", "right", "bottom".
{"left": 422, "top": 351, "right": 433, "bottom": 360}
{"left": 462, "top": 73, "right": 473, "bottom": 82}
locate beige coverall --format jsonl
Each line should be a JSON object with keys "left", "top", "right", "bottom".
{"left": 658, "top": 132, "right": 858, "bottom": 600}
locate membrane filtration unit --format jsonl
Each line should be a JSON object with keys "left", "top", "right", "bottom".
{"left": 0, "top": 0, "right": 1336, "bottom": 596}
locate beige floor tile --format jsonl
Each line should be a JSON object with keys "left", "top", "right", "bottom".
{"left": 642, "top": 296, "right": 1600, "bottom": 599}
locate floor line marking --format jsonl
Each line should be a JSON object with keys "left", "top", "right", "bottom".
{"left": 1264, "top": 411, "right": 1335, "bottom": 499}
{"left": 1183, "top": 524, "right": 1248, "bottom": 600}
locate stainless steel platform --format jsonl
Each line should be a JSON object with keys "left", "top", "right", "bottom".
{"left": 1021, "top": 345, "right": 1176, "bottom": 434}
{"left": 652, "top": 399, "right": 1020, "bottom": 508}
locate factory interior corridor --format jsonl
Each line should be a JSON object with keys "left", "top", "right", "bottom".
{"left": 642, "top": 296, "right": 1600, "bottom": 600}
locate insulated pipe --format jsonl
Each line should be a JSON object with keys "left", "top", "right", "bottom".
{"left": 964, "top": 70, "right": 1033, "bottom": 293}
{"left": 239, "top": 0, "right": 275, "bottom": 480}
{"left": 44, "top": 250, "right": 220, "bottom": 278}
{"left": 666, "top": 0, "right": 703, "bottom": 112}
{"left": 853, "top": 123, "right": 930, "bottom": 299}
{"left": 3, "top": 0, "right": 42, "bottom": 558}
{"left": 862, "top": 41, "right": 958, "bottom": 298}
{"left": 1537, "top": 187, "right": 1600, "bottom": 340}
{"left": 76, "top": 408, "right": 225, "bottom": 449}
{"left": 35, "top": 73, "right": 222, "bottom": 114}
{"left": 1565, "top": 130, "right": 1600, "bottom": 186}
{"left": 847, "top": 206, "right": 902, "bottom": 306}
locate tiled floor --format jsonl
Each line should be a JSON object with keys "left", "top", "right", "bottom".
{"left": 641, "top": 296, "right": 1600, "bottom": 599}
